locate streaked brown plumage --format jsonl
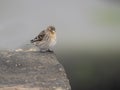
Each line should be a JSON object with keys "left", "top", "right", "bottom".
{"left": 31, "top": 26, "right": 56, "bottom": 52}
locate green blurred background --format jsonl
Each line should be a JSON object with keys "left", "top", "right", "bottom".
{"left": 0, "top": 0, "right": 120, "bottom": 90}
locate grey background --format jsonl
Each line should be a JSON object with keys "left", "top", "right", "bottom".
{"left": 0, "top": 0, "right": 120, "bottom": 50}
{"left": 0, "top": 0, "right": 120, "bottom": 90}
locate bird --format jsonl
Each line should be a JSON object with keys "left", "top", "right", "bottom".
{"left": 30, "top": 26, "right": 56, "bottom": 52}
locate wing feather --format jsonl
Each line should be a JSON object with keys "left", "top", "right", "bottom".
{"left": 31, "top": 30, "right": 46, "bottom": 43}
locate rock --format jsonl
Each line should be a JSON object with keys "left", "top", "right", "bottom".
{"left": 0, "top": 50, "right": 71, "bottom": 90}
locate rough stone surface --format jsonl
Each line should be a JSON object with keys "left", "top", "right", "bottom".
{"left": 0, "top": 50, "right": 71, "bottom": 90}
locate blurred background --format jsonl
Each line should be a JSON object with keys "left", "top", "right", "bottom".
{"left": 0, "top": 0, "right": 120, "bottom": 90}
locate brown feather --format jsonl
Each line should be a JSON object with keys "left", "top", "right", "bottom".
{"left": 31, "top": 30, "right": 45, "bottom": 43}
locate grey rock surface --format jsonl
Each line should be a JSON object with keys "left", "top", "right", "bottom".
{"left": 0, "top": 50, "right": 71, "bottom": 90}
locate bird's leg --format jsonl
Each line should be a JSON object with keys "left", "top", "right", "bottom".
{"left": 47, "top": 49, "right": 54, "bottom": 53}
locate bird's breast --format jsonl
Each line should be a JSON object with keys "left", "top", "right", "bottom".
{"left": 50, "top": 32, "right": 56, "bottom": 41}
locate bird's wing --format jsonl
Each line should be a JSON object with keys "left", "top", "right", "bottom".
{"left": 31, "top": 30, "right": 46, "bottom": 43}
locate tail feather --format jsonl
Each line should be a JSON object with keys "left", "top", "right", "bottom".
{"left": 30, "top": 39, "right": 34, "bottom": 43}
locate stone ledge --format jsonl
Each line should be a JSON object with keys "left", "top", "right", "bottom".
{"left": 0, "top": 50, "right": 71, "bottom": 90}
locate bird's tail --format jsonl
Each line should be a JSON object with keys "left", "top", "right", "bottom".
{"left": 30, "top": 39, "right": 34, "bottom": 43}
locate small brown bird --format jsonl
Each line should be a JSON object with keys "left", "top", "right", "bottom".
{"left": 31, "top": 26, "right": 56, "bottom": 52}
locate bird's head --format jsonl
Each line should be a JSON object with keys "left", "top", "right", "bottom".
{"left": 47, "top": 26, "right": 56, "bottom": 33}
